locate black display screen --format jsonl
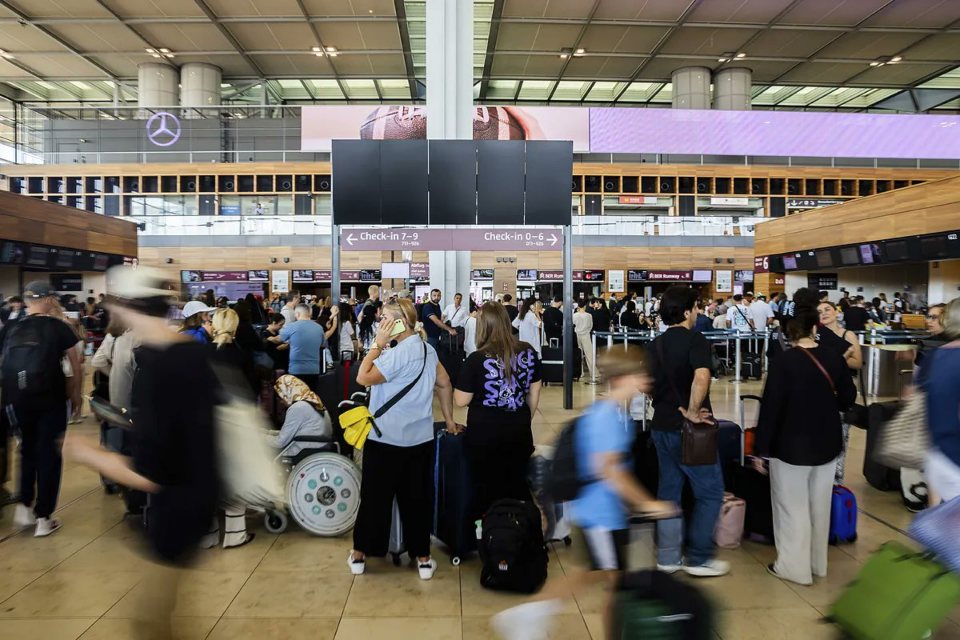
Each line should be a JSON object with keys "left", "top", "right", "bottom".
{"left": 331, "top": 140, "right": 381, "bottom": 224}
{"left": 783, "top": 255, "right": 798, "bottom": 270}
{"left": 840, "top": 247, "right": 860, "bottom": 266}
{"left": 26, "top": 245, "right": 52, "bottom": 267}
{"left": 428, "top": 140, "right": 478, "bottom": 225}
{"left": 380, "top": 140, "right": 428, "bottom": 225}
{"left": 920, "top": 235, "right": 948, "bottom": 259}
{"left": 0, "top": 242, "right": 25, "bottom": 264}
{"left": 55, "top": 250, "right": 75, "bottom": 269}
{"left": 525, "top": 141, "right": 574, "bottom": 225}
{"left": 477, "top": 141, "right": 525, "bottom": 225}
{"left": 885, "top": 240, "right": 909, "bottom": 261}
{"left": 815, "top": 250, "right": 833, "bottom": 268}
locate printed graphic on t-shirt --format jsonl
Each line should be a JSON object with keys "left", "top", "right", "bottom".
{"left": 481, "top": 349, "right": 537, "bottom": 411}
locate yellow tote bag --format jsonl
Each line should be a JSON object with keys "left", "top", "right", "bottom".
{"left": 338, "top": 405, "right": 381, "bottom": 450}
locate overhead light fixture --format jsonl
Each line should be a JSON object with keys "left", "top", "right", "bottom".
{"left": 870, "top": 55, "right": 902, "bottom": 67}
{"left": 0, "top": 49, "right": 14, "bottom": 60}
{"left": 735, "top": 52, "right": 746, "bottom": 59}
{"left": 869, "top": 61, "right": 881, "bottom": 67}
{"left": 574, "top": 48, "right": 585, "bottom": 57}
{"left": 311, "top": 46, "right": 324, "bottom": 57}
{"left": 325, "top": 45, "right": 338, "bottom": 57}
{"left": 145, "top": 47, "right": 174, "bottom": 60}
{"left": 718, "top": 52, "right": 745, "bottom": 63}
{"left": 890, "top": 55, "right": 902, "bottom": 63}
{"left": 220, "top": 82, "right": 231, "bottom": 88}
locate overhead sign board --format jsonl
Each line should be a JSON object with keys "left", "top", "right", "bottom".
{"left": 341, "top": 227, "right": 562, "bottom": 251}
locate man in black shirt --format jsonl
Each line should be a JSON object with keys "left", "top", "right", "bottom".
{"left": 0, "top": 281, "right": 81, "bottom": 537}
{"left": 645, "top": 285, "right": 728, "bottom": 578}
{"left": 542, "top": 296, "right": 563, "bottom": 343}
{"left": 842, "top": 298, "right": 869, "bottom": 333}
{"left": 503, "top": 294, "right": 519, "bottom": 334}
{"left": 421, "top": 289, "right": 456, "bottom": 350}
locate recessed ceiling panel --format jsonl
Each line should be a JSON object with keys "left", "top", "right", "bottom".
{"left": 856, "top": 62, "right": 956, "bottom": 86}
{"left": 107, "top": 0, "right": 206, "bottom": 18}
{"left": 134, "top": 23, "right": 234, "bottom": 52}
{"left": 594, "top": 0, "right": 689, "bottom": 21}
{"left": 779, "top": 0, "right": 894, "bottom": 26}
{"left": 204, "top": 0, "right": 304, "bottom": 16}
{"left": 864, "top": 0, "right": 960, "bottom": 28}
{"left": 660, "top": 27, "right": 757, "bottom": 56}
{"left": 897, "top": 35, "right": 960, "bottom": 62}
{"left": 778, "top": 61, "right": 870, "bottom": 84}
{"left": 818, "top": 31, "right": 929, "bottom": 60}
{"left": 687, "top": 0, "right": 799, "bottom": 23}
{"left": 304, "top": 0, "right": 396, "bottom": 16}
{"left": 229, "top": 22, "right": 316, "bottom": 51}
{"left": 4, "top": 0, "right": 110, "bottom": 18}
{"left": 746, "top": 29, "right": 841, "bottom": 58}
{"left": 615, "top": 27, "right": 672, "bottom": 54}
{"left": 43, "top": 24, "right": 147, "bottom": 53}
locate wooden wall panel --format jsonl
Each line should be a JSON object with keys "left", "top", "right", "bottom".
{"left": 755, "top": 176, "right": 960, "bottom": 256}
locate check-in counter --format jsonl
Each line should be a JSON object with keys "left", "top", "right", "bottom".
{"left": 864, "top": 344, "right": 916, "bottom": 398}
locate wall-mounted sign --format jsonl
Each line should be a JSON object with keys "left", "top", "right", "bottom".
{"left": 754, "top": 256, "right": 769, "bottom": 274}
{"left": 538, "top": 270, "right": 582, "bottom": 282}
{"left": 734, "top": 270, "right": 754, "bottom": 283}
{"left": 646, "top": 270, "right": 693, "bottom": 282}
{"left": 341, "top": 227, "right": 562, "bottom": 251}
{"left": 774, "top": 275, "right": 785, "bottom": 286}
{"left": 359, "top": 269, "right": 381, "bottom": 282}
{"left": 583, "top": 270, "right": 605, "bottom": 282}
{"left": 808, "top": 273, "right": 839, "bottom": 291}
{"left": 787, "top": 198, "right": 846, "bottom": 209}
{"left": 627, "top": 270, "right": 645, "bottom": 282}
{"left": 710, "top": 197, "right": 750, "bottom": 207}
{"left": 608, "top": 270, "right": 625, "bottom": 293}
{"left": 715, "top": 270, "right": 733, "bottom": 293}
{"left": 292, "top": 270, "right": 315, "bottom": 283}
{"left": 410, "top": 262, "right": 430, "bottom": 282}
{"left": 470, "top": 269, "right": 495, "bottom": 281}
{"left": 248, "top": 270, "right": 269, "bottom": 282}
{"left": 271, "top": 270, "right": 289, "bottom": 292}
{"left": 618, "top": 195, "right": 658, "bottom": 205}
{"left": 145, "top": 111, "right": 182, "bottom": 147}
{"left": 202, "top": 271, "right": 248, "bottom": 282}
{"left": 517, "top": 269, "right": 538, "bottom": 282}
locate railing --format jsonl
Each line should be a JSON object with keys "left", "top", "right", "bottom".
{"left": 575, "top": 214, "right": 766, "bottom": 237}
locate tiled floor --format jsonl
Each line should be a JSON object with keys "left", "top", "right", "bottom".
{"left": 1, "top": 378, "right": 959, "bottom": 639}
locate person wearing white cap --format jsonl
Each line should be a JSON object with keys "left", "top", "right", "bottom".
{"left": 0, "top": 280, "right": 82, "bottom": 538}
{"left": 65, "top": 265, "right": 219, "bottom": 640}
{"left": 179, "top": 300, "right": 216, "bottom": 344}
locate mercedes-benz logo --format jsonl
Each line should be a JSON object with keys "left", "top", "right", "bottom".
{"left": 145, "top": 111, "right": 181, "bottom": 147}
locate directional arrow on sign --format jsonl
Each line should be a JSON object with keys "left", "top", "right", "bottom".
{"left": 548, "top": 234, "right": 559, "bottom": 246}
{"left": 346, "top": 233, "right": 357, "bottom": 246}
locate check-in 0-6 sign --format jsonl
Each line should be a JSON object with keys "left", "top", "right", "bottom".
{"left": 340, "top": 228, "right": 562, "bottom": 251}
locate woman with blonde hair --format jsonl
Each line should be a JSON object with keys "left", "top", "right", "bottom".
{"left": 349, "top": 298, "right": 458, "bottom": 580}
{"left": 455, "top": 301, "right": 542, "bottom": 520}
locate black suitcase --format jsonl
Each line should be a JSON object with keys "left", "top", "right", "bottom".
{"left": 739, "top": 352, "right": 762, "bottom": 380}
{"left": 541, "top": 343, "right": 582, "bottom": 385}
{"left": 731, "top": 464, "right": 774, "bottom": 544}
{"left": 433, "top": 426, "right": 476, "bottom": 565}
{"left": 437, "top": 333, "right": 465, "bottom": 385}
{"left": 314, "top": 370, "right": 355, "bottom": 458}
{"left": 864, "top": 401, "right": 902, "bottom": 492}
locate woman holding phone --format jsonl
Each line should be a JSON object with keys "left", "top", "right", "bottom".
{"left": 512, "top": 297, "right": 544, "bottom": 356}
{"left": 349, "top": 299, "right": 458, "bottom": 581}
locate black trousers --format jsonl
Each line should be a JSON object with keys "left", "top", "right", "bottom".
{"left": 13, "top": 400, "right": 67, "bottom": 518}
{"left": 464, "top": 412, "right": 534, "bottom": 521}
{"left": 353, "top": 438, "right": 434, "bottom": 559}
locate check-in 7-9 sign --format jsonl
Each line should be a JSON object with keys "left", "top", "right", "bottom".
{"left": 340, "top": 228, "right": 562, "bottom": 251}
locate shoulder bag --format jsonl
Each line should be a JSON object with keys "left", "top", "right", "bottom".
{"left": 657, "top": 339, "right": 718, "bottom": 466}
{"left": 339, "top": 340, "right": 428, "bottom": 450}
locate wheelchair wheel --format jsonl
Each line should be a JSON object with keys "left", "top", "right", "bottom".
{"left": 286, "top": 452, "right": 362, "bottom": 537}
{"left": 264, "top": 510, "right": 288, "bottom": 534}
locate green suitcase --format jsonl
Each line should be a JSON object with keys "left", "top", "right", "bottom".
{"left": 829, "top": 541, "right": 960, "bottom": 640}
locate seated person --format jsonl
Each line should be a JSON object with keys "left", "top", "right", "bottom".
{"left": 261, "top": 313, "right": 289, "bottom": 370}
{"left": 268, "top": 375, "right": 332, "bottom": 457}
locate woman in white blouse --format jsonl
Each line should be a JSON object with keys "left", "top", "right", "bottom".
{"left": 512, "top": 297, "right": 544, "bottom": 355}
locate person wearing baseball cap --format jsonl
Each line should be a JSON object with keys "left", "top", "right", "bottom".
{"left": 0, "top": 280, "right": 83, "bottom": 537}
{"left": 65, "top": 266, "right": 220, "bottom": 638}
{"left": 179, "top": 299, "right": 217, "bottom": 344}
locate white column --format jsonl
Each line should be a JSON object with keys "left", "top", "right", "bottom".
{"left": 137, "top": 62, "right": 178, "bottom": 117}
{"left": 180, "top": 62, "right": 222, "bottom": 118}
{"left": 714, "top": 67, "right": 752, "bottom": 111}
{"left": 426, "top": 0, "right": 473, "bottom": 302}
{"left": 671, "top": 66, "right": 711, "bottom": 110}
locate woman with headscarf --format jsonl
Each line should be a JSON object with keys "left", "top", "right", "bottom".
{"left": 268, "top": 375, "right": 332, "bottom": 454}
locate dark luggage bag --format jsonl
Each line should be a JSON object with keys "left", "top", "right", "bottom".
{"left": 479, "top": 498, "right": 548, "bottom": 593}
{"left": 541, "top": 343, "right": 582, "bottom": 385}
{"left": 433, "top": 426, "right": 476, "bottom": 565}
{"left": 739, "top": 352, "right": 762, "bottom": 380}
{"left": 437, "top": 333, "right": 465, "bottom": 385}
{"left": 864, "top": 401, "right": 902, "bottom": 492}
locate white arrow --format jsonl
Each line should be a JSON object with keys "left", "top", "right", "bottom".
{"left": 346, "top": 233, "right": 356, "bottom": 246}
{"left": 548, "top": 233, "right": 558, "bottom": 246}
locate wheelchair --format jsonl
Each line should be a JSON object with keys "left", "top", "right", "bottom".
{"left": 263, "top": 434, "right": 362, "bottom": 537}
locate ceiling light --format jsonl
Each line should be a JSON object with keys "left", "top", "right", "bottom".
{"left": 560, "top": 53, "right": 569, "bottom": 59}
{"left": 574, "top": 48, "right": 585, "bottom": 57}
{"left": 145, "top": 47, "right": 174, "bottom": 60}
{"left": 869, "top": 61, "right": 881, "bottom": 67}
{"left": 220, "top": 82, "right": 231, "bottom": 88}
{"left": 0, "top": 49, "right": 14, "bottom": 60}
{"left": 735, "top": 52, "right": 746, "bottom": 59}
{"left": 890, "top": 55, "right": 902, "bottom": 63}
{"left": 159, "top": 48, "right": 170, "bottom": 53}
{"left": 325, "top": 46, "right": 338, "bottom": 57}
{"left": 718, "top": 57, "right": 728, "bottom": 63}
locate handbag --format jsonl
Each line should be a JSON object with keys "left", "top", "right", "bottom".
{"left": 909, "top": 496, "right": 960, "bottom": 573}
{"left": 338, "top": 341, "right": 428, "bottom": 450}
{"left": 656, "top": 340, "right": 718, "bottom": 466}
{"left": 874, "top": 392, "right": 929, "bottom": 470}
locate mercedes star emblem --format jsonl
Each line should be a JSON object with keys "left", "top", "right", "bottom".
{"left": 145, "top": 111, "right": 181, "bottom": 147}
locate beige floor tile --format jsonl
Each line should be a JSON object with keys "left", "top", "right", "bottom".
{"left": 0, "top": 571, "right": 43, "bottom": 603}
{"left": 78, "top": 617, "right": 218, "bottom": 640}
{"left": 693, "top": 564, "right": 813, "bottom": 611}
{"left": 208, "top": 617, "right": 340, "bottom": 640}
{"left": 56, "top": 533, "right": 150, "bottom": 573}
{"left": 582, "top": 613, "right": 604, "bottom": 640}
{"left": 462, "top": 614, "right": 591, "bottom": 640}
{"left": 257, "top": 531, "right": 353, "bottom": 572}
{"left": 459, "top": 561, "right": 579, "bottom": 617}
{"left": 782, "top": 557, "right": 863, "bottom": 608}
{"left": 106, "top": 571, "right": 250, "bottom": 618}
{"left": 0, "top": 532, "right": 95, "bottom": 573}
{"left": 0, "top": 570, "right": 140, "bottom": 618}
{"left": 714, "top": 607, "right": 836, "bottom": 640}
{"left": 343, "top": 561, "right": 460, "bottom": 617}
{"left": 335, "top": 617, "right": 461, "bottom": 640}
{"left": 0, "top": 618, "right": 96, "bottom": 640}
{"left": 188, "top": 532, "right": 278, "bottom": 573}
{"left": 224, "top": 570, "right": 354, "bottom": 618}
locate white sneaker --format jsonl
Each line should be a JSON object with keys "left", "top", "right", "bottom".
{"left": 417, "top": 557, "right": 437, "bottom": 580}
{"left": 491, "top": 600, "right": 561, "bottom": 640}
{"left": 34, "top": 518, "right": 61, "bottom": 537}
{"left": 657, "top": 563, "right": 683, "bottom": 574}
{"left": 13, "top": 504, "right": 36, "bottom": 527}
{"left": 348, "top": 553, "right": 365, "bottom": 575}
{"left": 684, "top": 558, "right": 731, "bottom": 578}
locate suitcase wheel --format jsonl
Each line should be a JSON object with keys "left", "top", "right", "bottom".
{"left": 263, "top": 510, "right": 289, "bottom": 534}
{"left": 563, "top": 536, "right": 572, "bottom": 547}
{"left": 451, "top": 556, "right": 462, "bottom": 566}
{"left": 391, "top": 552, "right": 403, "bottom": 567}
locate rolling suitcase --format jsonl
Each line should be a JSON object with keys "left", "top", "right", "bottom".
{"left": 540, "top": 343, "right": 582, "bottom": 385}
{"left": 828, "top": 541, "right": 960, "bottom": 640}
{"left": 863, "top": 402, "right": 902, "bottom": 492}
{"left": 731, "top": 395, "right": 774, "bottom": 543}
{"left": 433, "top": 426, "right": 476, "bottom": 565}
{"left": 437, "top": 333, "right": 464, "bottom": 385}
{"left": 829, "top": 485, "right": 858, "bottom": 545}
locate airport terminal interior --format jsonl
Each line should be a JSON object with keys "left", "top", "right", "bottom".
{"left": 0, "top": 0, "right": 959, "bottom": 638}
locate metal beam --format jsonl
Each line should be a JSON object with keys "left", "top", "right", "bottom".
{"left": 393, "top": 0, "right": 419, "bottom": 101}
{"left": 714, "top": 0, "right": 805, "bottom": 75}
{"left": 546, "top": 0, "right": 603, "bottom": 102}
{"left": 299, "top": 79, "right": 316, "bottom": 100}
{"left": 294, "top": 0, "right": 349, "bottom": 99}
{"left": 191, "top": 0, "right": 265, "bottom": 77}
{"left": 611, "top": 0, "right": 704, "bottom": 103}
{"left": 92, "top": 0, "right": 163, "bottom": 52}
{"left": 478, "top": 0, "right": 505, "bottom": 100}
{"left": 0, "top": 0, "right": 119, "bottom": 80}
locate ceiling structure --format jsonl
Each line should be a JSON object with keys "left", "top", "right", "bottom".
{"left": 0, "top": 0, "right": 956, "bottom": 111}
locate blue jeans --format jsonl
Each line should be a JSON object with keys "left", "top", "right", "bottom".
{"left": 651, "top": 430, "right": 724, "bottom": 567}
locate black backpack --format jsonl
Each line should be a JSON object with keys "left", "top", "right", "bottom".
{"left": 547, "top": 418, "right": 587, "bottom": 502}
{"left": 479, "top": 499, "right": 548, "bottom": 593}
{"left": 1, "top": 317, "right": 60, "bottom": 400}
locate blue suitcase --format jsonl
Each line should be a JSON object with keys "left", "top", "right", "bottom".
{"left": 433, "top": 426, "right": 476, "bottom": 565}
{"left": 830, "top": 485, "right": 858, "bottom": 544}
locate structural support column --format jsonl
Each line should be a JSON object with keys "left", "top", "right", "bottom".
{"left": 671, "top": 66, "right": 711, "bottom": 110}
{"left": 426, "top": 0, "right": 473, "bottom": 304}
{"left": 562, "top": 225, "right": 574, "bottom": 410}
{"left": 714, "top": 68, "right": 752, "bottom": 111}
{"left": 332, "top": 224, "right": 341, "bottom": 308}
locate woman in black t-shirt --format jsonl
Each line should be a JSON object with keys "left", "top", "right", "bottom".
{"left": 817, "top": 301, "right": 863, "bottom": 483}
{"left": 454, "top": 302, "right": 542, "bottom": 519}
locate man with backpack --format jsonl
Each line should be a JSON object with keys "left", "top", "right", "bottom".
{"left": 0, "top": 281, "right": 82, "bottom": 536}
{"left": 491, "top": 349, "right": 675, "bottom": 639}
